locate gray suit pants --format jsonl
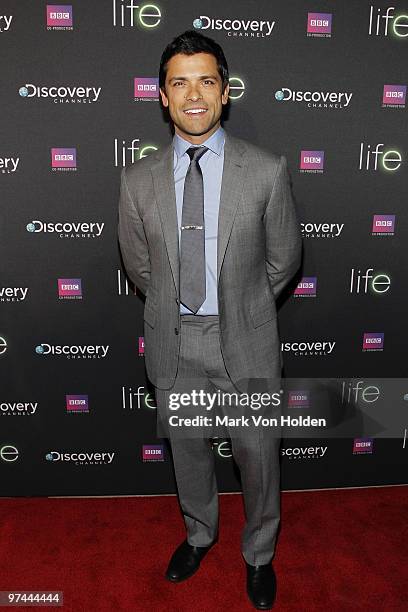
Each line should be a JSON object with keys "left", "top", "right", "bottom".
{"left": 154, "top": 314, "right": 281, "bottom": 566}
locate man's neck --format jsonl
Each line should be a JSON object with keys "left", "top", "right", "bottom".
{"left": 174, "top": 123, "right": 222, "bottom": 146}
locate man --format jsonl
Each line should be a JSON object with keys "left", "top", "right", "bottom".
{"left": 118, "top": 30, "right": 302, "bottom": 610}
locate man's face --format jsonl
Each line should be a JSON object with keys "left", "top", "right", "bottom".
{"left": 160, "top": 52, "right": 229, "bottom": 144}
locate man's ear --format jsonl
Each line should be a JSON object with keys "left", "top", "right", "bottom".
{"left": 222, "top": 83, "right": 230, "bottom": 105}
{"left": 159, "top": 87, "right": 168, "bottom": 107}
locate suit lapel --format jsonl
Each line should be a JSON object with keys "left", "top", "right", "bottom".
{"left": 151, "top": 143, "right": 180, "bottom": 294}
{"left": 217, "top": 132, "right": 248, "bottom": 282}
{"left": 150, "top": 131, "right": 249, "bottom": 296}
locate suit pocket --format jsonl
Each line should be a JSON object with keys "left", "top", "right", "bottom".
{"left": 144, "top": 300, "right": 157, "bottom": 329}
{"left": 250, "top": 299, "right": 277, "bottom": 328}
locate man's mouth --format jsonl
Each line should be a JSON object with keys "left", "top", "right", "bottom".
{"left": 183, "top": 108, "right": 208, "bottom": 115}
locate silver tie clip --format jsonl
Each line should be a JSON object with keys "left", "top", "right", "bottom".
{"left": 181, "top": 225, "right": 203, "bottom": 230}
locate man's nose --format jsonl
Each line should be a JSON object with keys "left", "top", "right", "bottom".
{"left": 185, "top": 83, "right": 202, "bottom": 100}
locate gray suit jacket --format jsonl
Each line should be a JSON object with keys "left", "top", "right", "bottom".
{"left": 118, "top": 130, "right": 302, "bottom": 390}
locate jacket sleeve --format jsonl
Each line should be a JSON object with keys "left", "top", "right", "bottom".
{"left": 263, "top": 155, "right": 302, "bottom": 299}
{"left": 117, "top": 167, "right": 151, "bottom": 296}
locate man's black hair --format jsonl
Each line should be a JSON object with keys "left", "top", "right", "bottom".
{"left": 159, "top": 30, "right": 229, "bottom": 93}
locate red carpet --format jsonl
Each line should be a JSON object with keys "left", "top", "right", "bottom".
{"left": 0, "top": 487, "right": 407, "bottom": 611}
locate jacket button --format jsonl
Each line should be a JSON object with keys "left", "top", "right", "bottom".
{"left": 174, "top": 328, "right": 179, "bottom": 335}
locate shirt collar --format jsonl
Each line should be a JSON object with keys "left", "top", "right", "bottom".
{"left": 173, "top": 125, "right": 225, "bottom": 161}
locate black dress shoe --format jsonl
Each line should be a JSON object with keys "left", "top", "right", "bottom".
{"left": 165, "top": 539, "right": 214, "bottom": 582}
{"left": 246, "top": 561, "right": 277, "bottom": 610}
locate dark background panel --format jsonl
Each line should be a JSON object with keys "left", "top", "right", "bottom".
{"left": 0, "top": 0, "right": 407, "bottom": 495}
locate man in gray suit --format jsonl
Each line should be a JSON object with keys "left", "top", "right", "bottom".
{"left": 118, "top": 30, "right": 302, "bottom": 610}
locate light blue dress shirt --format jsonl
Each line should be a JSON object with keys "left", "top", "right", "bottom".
{"left": 173, "top": 125, "right": 225, "bottom": 315}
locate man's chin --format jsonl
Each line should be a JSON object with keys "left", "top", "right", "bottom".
{"left": 174, "top": 120, "right": 219, "bottom": 139}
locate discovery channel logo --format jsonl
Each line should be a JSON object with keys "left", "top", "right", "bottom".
{"left": 27, "top": 219, "right": 105, "bottom": 239}
{"left": 46, "top": 450, "right": 115, "bottom": 464}
{"left": 35, "top": 343, "right": 109, "bottom": 359}
{"left": 281, "top": 445, "right": 327, "bottom": 459}
{"left": 301, "top": 222, "right": 344, "bottom": 239}
{"left": 19, "top": 83, "right": 101, "bottom": 104}
{"left": 0, "top": 16, "right": 13, "bottom": 32}
{"left": 0, "top": 286, "right": 28, "bottom": 302}
{"left": 275, "top": 87, "right": 352, "bottom": 109}
{"left": 46, "top": 5, "right": 73, "bottom": 30}
{"left": 281, "top": 340, "right": 336, "bottom": 357}
{"left": 193, "top": 15, "right": 276, "bottom": 38}
{"left": 0, "top": 155, "right": 19, "bottom": 174}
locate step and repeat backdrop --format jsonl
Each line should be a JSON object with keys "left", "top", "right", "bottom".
{"left": 1, "top": 1, "right": 407, "bottom": 495}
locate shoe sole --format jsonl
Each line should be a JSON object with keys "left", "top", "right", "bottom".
{"left": 165, "top": 565, "right": 200, "bottom": 583}
{"left": 247, "top": 594, "right": 275, "bottom": 610}
{"left": 165, "top": 541, "right": 217, "bottom": 583}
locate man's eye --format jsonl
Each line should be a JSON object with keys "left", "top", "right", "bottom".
{"left": 203, "top": 80, "right": 215, "bottom": 85}
{"left": 173, "top": 82, "right": 184, "bottom": 87}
